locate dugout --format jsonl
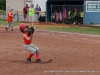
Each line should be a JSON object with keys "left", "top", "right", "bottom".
{"left": 46, "top": 0, "right": 84, "bottom": 24}
{"left": 46, "top": 0, "right": 100, "bottom": 25}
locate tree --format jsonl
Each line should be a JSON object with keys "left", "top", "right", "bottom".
{"left": 0, "top": 0, "right": 6, "bottom": 10}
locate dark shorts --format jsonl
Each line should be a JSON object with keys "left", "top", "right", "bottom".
{"left": 24, "top": 14, "right": 27, "bottom": 18}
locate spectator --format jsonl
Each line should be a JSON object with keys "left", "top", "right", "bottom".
{"left": 34, "top": 4, "right": 40, "bottom": 23}
{"left": 23, "top": 4, "right": 29, "bottom": 21}
{"left": 28, "top": 4, "right": 37, "bottom": 26}
{"left": 5, "top": 8, "right": 14, "bottom": 31}
{"left": 80, "top": 10, "right": 84, "bottom": 25}
{"left": 38, "top": 6, "right": 42, "bottom": 22}
{"left": 73, "top": 8, "right": 78, "bottom": 25}
{"left": 51, "top": 13, "right": 55, "bottom": 23}
{"left": 39, "top": 6, "right": 41, "bottom": 11}
{"left": 68, "top": 8, "right": 72, "bottom": 24}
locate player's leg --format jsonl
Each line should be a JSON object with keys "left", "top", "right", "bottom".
{"left": 23, "top": 44, "right": 37, "bottom": 62}
{"left": 5, "top": 22, "right": 10, "bottom": 31}
{"left": 31, "top": 44, "right": 41, "bottom": 62}
{"left": 9, "top": 22, "right": 13, "bottom": 31}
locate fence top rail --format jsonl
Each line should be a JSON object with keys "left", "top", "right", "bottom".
{"left": 0, "top": 10, "right": 45, "bottom": 13}
{"left": 51, "top": 5, "right": 85, "bottom": 6}
{"left": 18, "top": 10, "right": 45, "bottom": 13}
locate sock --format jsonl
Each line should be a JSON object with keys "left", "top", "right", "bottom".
{"left": 36, "top": 54, "right": 40, "bottom": 60}
{"left": 27, "top": 53, "right": 34, "bottom": 59}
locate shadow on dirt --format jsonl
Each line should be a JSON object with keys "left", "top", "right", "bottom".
{"left": 33, "top": 59, "right": 52, "bottom": 64}
{"left": 9, "top": 59, "right": 52, "bottom": 64}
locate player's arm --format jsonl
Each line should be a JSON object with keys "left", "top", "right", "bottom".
{"left": 23, "top": 34, "right": 33, "bottom": 41}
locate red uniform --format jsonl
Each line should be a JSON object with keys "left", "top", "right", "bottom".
{"left": 19, "top": 23, "right": 41, "bottom": 63}
{"left": 7, "top": 11, "right": 13, "bottom": 22}
{"left": 23, "top": 33, "right": 32, "bottom": 44}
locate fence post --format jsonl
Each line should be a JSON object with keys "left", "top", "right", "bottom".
{"left": 3, "top": 10, "right": 4, "bottom": 20}
{"left": 17, "top": 10, "right": 19, "bottom": 22}
{"left": 45, "top": 11, "right": 46, "bottom": 22}
{"left": 51, "top": 4, "right": 52, "bottom": 23}
{"left": 2, "top": 10, "right": 5, "bottom": 19}
{"left": 3, "top": 10, "right": 5, "bottom": 20}
{"left": 63, "top": 5, "right": 64, "bottom": 24}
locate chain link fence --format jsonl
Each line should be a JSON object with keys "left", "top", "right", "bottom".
{"left": 51, "top": 5, "right": 84, "bottom": 25}
{"left": 0, "top": 10, "right": 46, "bottom": 22}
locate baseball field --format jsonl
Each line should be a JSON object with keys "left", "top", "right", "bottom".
{"left": 0, "top": 22, "right": 100, "bottom": 75}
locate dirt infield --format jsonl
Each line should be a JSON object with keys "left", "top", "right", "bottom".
{"left": 0, "top": 24, "right": 100, "bottom": 75}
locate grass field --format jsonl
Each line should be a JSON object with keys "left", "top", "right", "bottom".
{"left": 1, "top": 19, "right": 100, "bottom": 35}
{"left": 34, "top": 23, "right": 100, "bottom": 35}
{"left": 0, "top": 19, "right": 20, "bottom": 26}
{"left": 39, "top": 26, "right": 100, "bottom": 35}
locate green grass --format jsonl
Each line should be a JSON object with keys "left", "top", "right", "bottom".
{"left": 0, "top": 19, "right": 20, "bottom": 26}
{"left": 0, "top": 19, "right": 100, "bottom": 35}
{"left": 36, "top": 25, "right": 100, "bottom": 35}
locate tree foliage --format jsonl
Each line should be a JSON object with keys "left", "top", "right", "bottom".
{"left": 0, "top": 0, "right": 6, "bottom": 10}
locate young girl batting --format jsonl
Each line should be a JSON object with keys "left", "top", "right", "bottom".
{"left": 19, "top": 23, "right": 41, "bottom": 63}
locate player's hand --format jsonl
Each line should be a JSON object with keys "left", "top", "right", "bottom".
{"left": 28, "top": 27, "right": 35, "bottom": 36}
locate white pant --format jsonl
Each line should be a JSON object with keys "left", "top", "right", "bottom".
{"left": 23, "top": 44, "right": 39, "bottom": 54}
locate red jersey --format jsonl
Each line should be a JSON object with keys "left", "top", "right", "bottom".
{"left": 7, "top": 11, "right": 13, "bottom": 22}
{"left": 23, "top": 33, "right": 32, "bottom": 44}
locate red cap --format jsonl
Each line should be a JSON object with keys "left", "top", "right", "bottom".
{"left": 19, "top": 23, "right": 27, "bottom": 30}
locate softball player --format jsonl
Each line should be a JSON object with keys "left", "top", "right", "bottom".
{"left": 19, "top": 23, "right": 41, "bottom": 63}
{"left": 5, "top": 8, "right": 13, "bottom": 31}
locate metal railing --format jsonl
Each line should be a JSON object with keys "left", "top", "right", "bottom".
{"left": 0, "top": 10, "right": 46, "bottom": 22}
